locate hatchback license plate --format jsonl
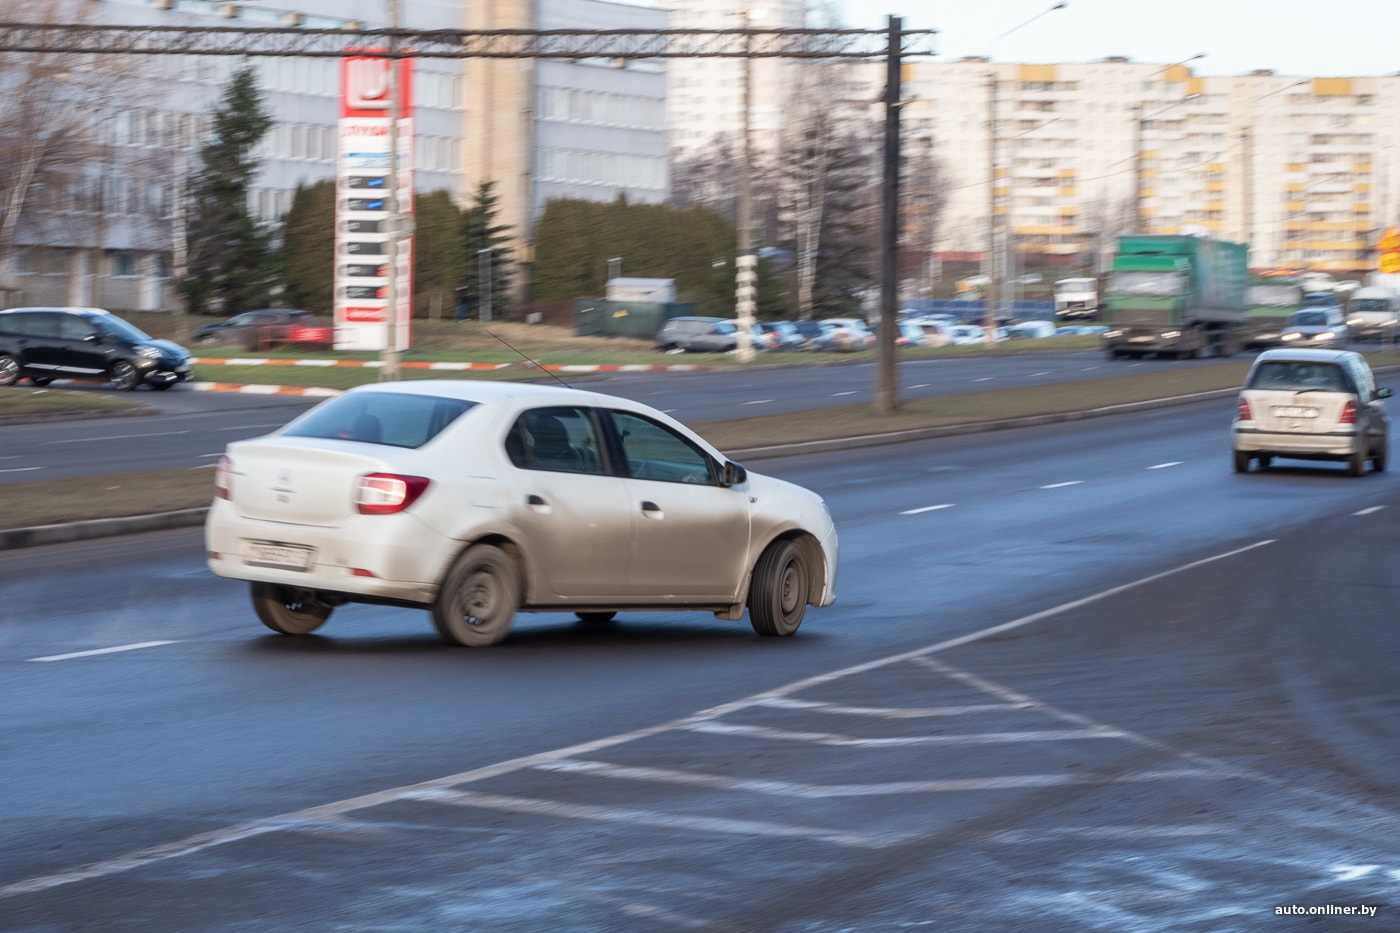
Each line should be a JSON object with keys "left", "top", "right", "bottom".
{"left": 1272, "top": 406, "right": 1318, "bottom": 419}
{"left": 243, "top": 541, "right": 314, "bottom": 570}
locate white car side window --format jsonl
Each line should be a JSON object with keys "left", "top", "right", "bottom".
{"left": 609, "top": 411, "right": 716, "bottom": 485}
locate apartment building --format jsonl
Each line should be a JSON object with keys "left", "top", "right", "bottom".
{"left": 6, "top": 0, "right": 667, "bottom": 311}
{"left": 890, "top": 58, "right": 1400, "bottom": 274}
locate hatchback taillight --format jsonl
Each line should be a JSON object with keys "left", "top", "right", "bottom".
{"left": 355, "top": 473, "right": 430, "bottom": 514}
{"left": 1339, "top": 400, "right": 1359, "bottom": 425}
{"left": 215, "top": 455, "right": 233, "bottom": 500}
{"left": 1236, "top": 398, "right": 1252, "bottom": 421}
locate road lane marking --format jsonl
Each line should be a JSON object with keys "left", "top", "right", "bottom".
{"left": 685, "top": 722, "right": 1124, "bottom": 745}
{"left": 0, "top": 467, "right": 41, "bottom": 474}
{"left": 830, "top": 391, "right": 857, "bottom": 397}
{"left": 901, "top": 504, "right": 954, "bottom": 515}
{"left": 756, "top": 696, "right": 1028, "bottom": 718}
{"left": 909, "top": 383, "right": 931, "bottom": 389}
{"left": 46, "top": 431, "right": 191, "bottom": 444}
{"left": 1354, "top": 506, "right": 1386, "bottom": 516}
{"left": 988, "top": 824, "right": 1238, "bottom": 843}
{"left": 974, "top": 377, "right": 993, "bottom": 382}
{"left": 404, "top": 788, "right": 902, "bottom": 849}
{"left": 0, "top": 539, "right": 1281, "bottom": 900}
{"left": 1041, "top": 481, "right": 1083, "bottom": 489}
{"left": 742, "top": 399, "right": 775, "bottom": 405}
{"left": 1148, "top": 462, "right": 1183, "bottom": 470}
{"left": 530, "top": 758, "right": 1218, "bottom": 798}
{"left": 28, "top": 641, "right": 177, "bottom": 663}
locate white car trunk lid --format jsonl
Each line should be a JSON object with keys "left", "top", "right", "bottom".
{"left": 226, "top": 439, "right": 386, "bottom": 526}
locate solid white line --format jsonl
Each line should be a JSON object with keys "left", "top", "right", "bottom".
{"left": 685, "top": 722, "right": 1123, "bottom": 746}
{"left": 900, "top": 504, "right": 954, "bottom": 515}
{"left": 988, "top": 823, "right": 1237, "bottom": 843}
{"left": 1354, "top": 505, "right": 1386, "bottom": 516}
{"left": 1041, "top": 481, "right": 1084, "bottom": 489}
{"left": 756, "top": 696, "right": 1027, "bottom": 718}
{"left": 1147, "top": 462, "right": 1183, "bottom": 470}
{"left": 406, "top": 788, "right": 902, "bottom": 849}
{"left": 0, "top": 467, "right": 41, "bottom": 474}
{"left": 28, "top": 641, "right": 176, "bottom": 663}
{"left": 0, "top": 539, "right": 1277, "bottom": 899}
{"left": 529, "top": 758, "right": 1218, "bottom": 799}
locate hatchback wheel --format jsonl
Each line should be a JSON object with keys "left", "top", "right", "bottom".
{"left": 108, "top": 360, "right": 139, "bottom": 391}
{"left": 748, "top": 540, "right": 808, "bottom": 637}
{"left": 250, "top": 582, "right": 333, "bottom": 635}
{"left": 0, "top": 354, "right": 19, "bottom": 386}
{"left": 432, "top": 544, "right": 518, "bottom": 646}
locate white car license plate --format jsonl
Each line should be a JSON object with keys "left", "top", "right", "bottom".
{"left": 1271, "top": 406, "right": 1318, "bottom": 419}
{"left": 242, "top": 541, "right": 314, "bottom": 571}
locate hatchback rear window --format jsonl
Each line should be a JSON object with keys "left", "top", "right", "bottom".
{"left": 1247, "top": 361, "right": 1352, "bottom": 392}
{"left": 284, "top": 393, "right": 476, "bottom": 449}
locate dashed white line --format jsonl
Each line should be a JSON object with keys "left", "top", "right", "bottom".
{"left": 47, "top": 431, "right": 190, "bottom": 444}
{"left": 686, "top": 721, "right": 1124, "bottom": 746}
{"left": 901, "top": 504, "right": 954, "bottom": 515}
{"left": 1147, "top": 461, "right": 1183, "bottom": 470}
{"left": 973, "top": 377, "right": 994, "bottom": 382}
{"left": 757, "top": 696, "right": 1027, "bottom": 718}
{"left": 1041, "top": 481, "right": 1084, "bottom": 489}
{"left": 742, "top": 399, "right": 775, "bottom": 406}
{"left": 1354, "top": 505, "right": 1386, "bottom": 516}
{"left": 830, "top": 391, "right": 857, "bottom": 397}
{"left": 29, "top": 641, "right": 177, "bottom": 663}
{"left": 909, "top": 383, "right": 931, "bottom": 389}
{"left": 0, "top": 467, "right": 41, "bottom": 474}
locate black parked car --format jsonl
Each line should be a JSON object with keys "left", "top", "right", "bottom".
{"left": 194, "top": 308, "right": 318, "bottom": 349}
{"left": 0, "top": 306, "right": 193, "bottom": 391}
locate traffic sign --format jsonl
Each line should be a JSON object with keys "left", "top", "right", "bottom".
{"left": 1379, "top": 251, "right": 1400, "bottom": 274}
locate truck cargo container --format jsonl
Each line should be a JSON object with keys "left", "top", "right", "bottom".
{"left": 1102, "top": 234, "right": 1249, "bottom": 359}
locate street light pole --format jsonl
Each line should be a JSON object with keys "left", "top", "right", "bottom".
{"left": 874, "top": 14, "right": 902, "bottom": 416}
{"left": 381, "top": 0, "right": 402, "bottom": 381}
{"left": 734, "top": 8, "right": 756, "bottom": 363}
{"left": 984, "top": 1, "right": 1065, "bottom": 348}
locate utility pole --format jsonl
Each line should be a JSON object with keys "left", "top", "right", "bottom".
{"left": 734, "top": 9, "right": 756, "bottom": 363}
{"left": 381, "top": 0, "right": 402, "bottom": 381}
{"left": 874, "top": 15, "right": 901, "bottom": 416}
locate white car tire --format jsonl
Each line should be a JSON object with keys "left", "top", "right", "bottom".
{"left": 432, "top": 544, "right": 519, "bottom": 647}
{"left": 251, "top": 582, "right": 333, "bottom": 635}
{"left": 748, "top": 540, "right": 808, "bottom": 637}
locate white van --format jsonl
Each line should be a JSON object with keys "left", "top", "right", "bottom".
{"left": 1345, "top": 286, "right": 1400, "bottom": 342}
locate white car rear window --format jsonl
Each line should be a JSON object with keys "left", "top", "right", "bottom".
{"left": 285, "top": 393, "right": 476, "bottom": 449}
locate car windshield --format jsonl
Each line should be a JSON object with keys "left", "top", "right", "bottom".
{"left": 95, "top": 315, "right": 154, "bottom": 342}
{"left": 1287, "top": 311, "right": 1330, "bottom": 327}
{"left": 284, "top": 392, "right": 477, "bottom": 449}
{"left": 1248, "top": 284, "right": 1304, "bottom": 307}
{"left": 1350, "top": 299, "right": 1391, "bottom": 313}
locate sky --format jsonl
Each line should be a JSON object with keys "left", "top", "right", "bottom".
{"left": 834, "top": 0, "right": 1399, "bottom": 77}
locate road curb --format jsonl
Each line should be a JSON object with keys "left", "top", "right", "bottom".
{"left": 0, "top": 508, "right": 209, "bottom": 550}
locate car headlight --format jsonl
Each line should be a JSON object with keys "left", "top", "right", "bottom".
{"left": 137, "top": 346, "right": 163, "bottom": 360}
{"left": 1318, "top": 331, "right": 1335, "bottom": 340}
{"left": 1281, "top": 332, "right": 1300, "bottom": 341}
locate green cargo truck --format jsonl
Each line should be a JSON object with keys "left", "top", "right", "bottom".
{"left": 1102, "top": 234, "right": 1250, "bottom": 359}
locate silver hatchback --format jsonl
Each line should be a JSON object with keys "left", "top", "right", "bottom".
{"left": 1231, "top": 348, "right": 1390, "bottom": 476}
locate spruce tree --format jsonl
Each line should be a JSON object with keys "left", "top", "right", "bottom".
{"left": 179, "top": 63, "right": 276, "bottom": 316}
{"left": 461, "top": 180, "right": 514, "bottom": 319}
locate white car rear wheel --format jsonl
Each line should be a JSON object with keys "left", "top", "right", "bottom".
{"left": 250, "top": 582, "right": 333, "bottom": 635}
{"left": 432, "top": 544, "right": 518, "bottom": 647}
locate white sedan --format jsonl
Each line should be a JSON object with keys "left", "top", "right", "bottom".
{"left": 205, "top": 380, "right": 839, "bottom": 646}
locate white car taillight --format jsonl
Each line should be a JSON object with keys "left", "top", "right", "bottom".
{"left": 1339, "top": 400, "right": 1359, "bottom": 425}
{"left": 1236, "top": 398, "right": 1252, "bottom": 421}
{"left": 215, "top": 455, "right": 233, "bottom": 500}
{"left": 356, "top": 473, "right": 430, "bottom": 515}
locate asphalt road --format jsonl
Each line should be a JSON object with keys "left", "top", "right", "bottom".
{"left": 3, "top": 395, "right": 1398, "bottom": 931}
{"left": 0, "top": 350, "right": 1236, "bottom": 483}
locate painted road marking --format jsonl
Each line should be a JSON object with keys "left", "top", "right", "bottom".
{"left": 743, "top": 399, "right": 775, "bottom": 406}
{"left": 0, "top": 467, "right": 41, "bottom": 474}
{"left": 404, "top": 788, "right": 903, "bottom": 849}
{"left": 29, "top": 641, "right": 177, "bottom": 663}
{"left": 530, "top": 758, "right": 1219, "bottom": 799}
{"left": 685, "top": 722, "right": 1125, "bottom": 746}
{"left": 1354, "top": 506, "right": 1385, "bottom": 516}
{"left": 1041, "top": 481, "right": 1084, "bottom": 489}
{"left": 831, "top": 391, "right": 857, "bottom": 397}
{"left": 0, "top": 540, "right": 1280, "bottom": 899}
{"left": 1148, "top": 461, "right": 1183, "bottom": 470}
{"left": 756, "top": 696, "right": 1029, "bottom": 718}
{"left": 47, "top": 431, "right": 190, "bottom": 444}
{"left": 901, "top": 504, "right": 954, "bottom": 515}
